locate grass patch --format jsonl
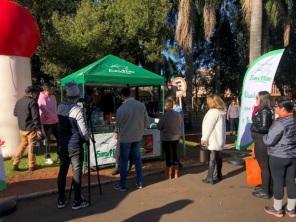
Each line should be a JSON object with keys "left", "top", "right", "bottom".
{"left": 4, "top": 140, "right": 199, "bottom": 178}
{"left": 4, "top": 152, "right": 59, "bottom": 177}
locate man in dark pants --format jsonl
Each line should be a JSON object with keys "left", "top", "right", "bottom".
{"left": 57, "top": 82, "right": 89, "bottom": 210}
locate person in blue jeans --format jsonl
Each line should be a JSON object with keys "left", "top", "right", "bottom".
{"left": 113, "top": 87, "right": 149, "bottom": 191}
{"left": 57, "top": 82, "right": 90, "bottom": 210}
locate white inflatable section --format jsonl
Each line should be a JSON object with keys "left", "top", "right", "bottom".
{"left": 0, "top": 55, "right": 32, "bottom": 157}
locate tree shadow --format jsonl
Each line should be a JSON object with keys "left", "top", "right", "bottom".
{"left": 122, "top": 199, "right": 193, "bottom": 222}
{"left": 222, "top": 166, "right": 245, "bottom": 180}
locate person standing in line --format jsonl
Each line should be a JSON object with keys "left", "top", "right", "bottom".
{"left": 251, "top": 91, "right": 273, "bottom": 199}
{"left": 227, "top": 98, "right": 240, "bottom": 135}
{"left": 201, "top": 94, "right": 226, "bottom": 184}
{"left": 263, "top": 99, "right": 296, "bottom": 218}
{"left": 13, "top": 86, "right": 42, "bottom": 171}
{"left": 158, "top": 98, "right": 182, "bottom": 179}
{"left": 113, "top": 87, "right": 149, "bottom": 191}
{"left": 57, "top": 82, "right": 89, "bottom": 210}
{"left": 38, "top": 83, "right": 59, "bottom": 164}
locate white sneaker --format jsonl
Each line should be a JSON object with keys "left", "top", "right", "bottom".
{"left": 45, "top": 158, "right": 54, "bottom": 165}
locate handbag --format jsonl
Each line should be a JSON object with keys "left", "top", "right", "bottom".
{"left": 245, "top": 158, "right": 262, "bottom": 186}
{"left": 199, "top": 145, "right": 209, "bottom": 163}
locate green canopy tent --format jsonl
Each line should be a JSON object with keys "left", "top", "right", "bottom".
{"left": 60, "top": 54, "right": 164, "bottom": 111}
{"left": 61, "top": 54, "right": 164, "bottom": 87}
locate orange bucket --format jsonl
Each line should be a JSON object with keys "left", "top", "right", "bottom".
{"left": 245, "top": 158, "right": 262, "bottom": 186}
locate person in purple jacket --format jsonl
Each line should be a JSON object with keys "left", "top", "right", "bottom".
{"left": 227, "top": 99, "right": 240, "bottom": 136}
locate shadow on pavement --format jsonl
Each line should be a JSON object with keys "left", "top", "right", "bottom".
{"left": 122, "top": 199, "right": 194, "bottom": 222}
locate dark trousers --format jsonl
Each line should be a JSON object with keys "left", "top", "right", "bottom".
{"left": 229, "top": 118, "right": 238, "bottom": 132}
{"left": 269, "top": 156, "right": 296, "bottom": 200}
{"left": 208, "top": 150, "right": 222, "bottom": 179}
{"left": 57, "top": 148, "right": 83, "bottom": 202}
{"left": 252, "top": 132, "right": 271, "bottom": 194}
{"left": 162, "top": 141, "right": 179, "bottom": 167}
{"left": 43, "top": 124, "right": 59, "bottom": 157}
{"left": 43, "top": 123, "right": 59, "bottom": 145}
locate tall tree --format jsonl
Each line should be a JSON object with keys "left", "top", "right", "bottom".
{"left": 176, "top": 0, "right": 195, "bottom": 127}
{"left": 249, "top": 0, "right": 263, "bottom": 63}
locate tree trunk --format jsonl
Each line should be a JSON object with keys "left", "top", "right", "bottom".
{"left": 262, "top": 12, "right": 270, "bottom": 54}
{"left": 284, "top": 18, "right": 292, "bottom": 47}
{"left": 249, "top": 0, "right": 263, "bottom": 63}
{"left": 185, "top": 50, "right": 193, "bottom": 128}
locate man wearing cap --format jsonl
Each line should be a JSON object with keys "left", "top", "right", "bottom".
{"left": 13, "top": 85, "right": 42, "bottom": 171}
{"left": 57, "top": 82, "right": 89, "bottom": 210}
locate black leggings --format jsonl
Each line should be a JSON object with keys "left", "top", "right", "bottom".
{"left": 252, "top": 132, "right": 271, "bottom": 194}
{"left": 269, "top": 156, "right": 296, "bottom": 200}
{"left": 163, "top": 141, "right": 179, "bottom": 167}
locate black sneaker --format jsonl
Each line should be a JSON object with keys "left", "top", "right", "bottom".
{"left": 72, "top": 199, "right": 89, "bottom": 210}
{"left": 57, "top": 199, "right": 66, "bottom": 209}
{"left": 254, "top": 185, "right": 262, "bottom": 192}
{"left": 252, "top": 191, "right": 271, "bottom": 199}
{"left": 113, "top": 183, "right": 127, "bottom": 192}
{"left": 264, "top": 206, "right": 284, "bottom": 217}
{"left": 286, "top": 208, "right": 296, "bottom": 218}
{"left": 12, "top": 165, "right": 20, "bottom": 171}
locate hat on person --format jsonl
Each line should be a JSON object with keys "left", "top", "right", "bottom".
{"left": 64, "top": 81, "right": 80, "bottom": 98}
{"left": 25, "top": 85, "right": 40, "bottom": 94}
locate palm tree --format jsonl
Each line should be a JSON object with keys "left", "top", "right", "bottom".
{"left": 242, "top": 0, "right": 296, "bottom": 60}
{"left": 176, "top": 0, "right": 194, "bottom": 127}
{"left": 249, "top": 0, "right": 263, "bottom": 63}
{"left": 265, "top": 0, "right": 296, "bottom": 47}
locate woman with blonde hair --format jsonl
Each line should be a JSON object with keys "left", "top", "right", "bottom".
{"left": 158, "top": 98, "right": 182, "bottom": 179}
{"left": 201, "top": 94, "right": 226, "bottom": 184}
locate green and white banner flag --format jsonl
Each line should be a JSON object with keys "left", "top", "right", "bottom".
{"left": 236, "top": 49, "right": 285, "bottom": 150}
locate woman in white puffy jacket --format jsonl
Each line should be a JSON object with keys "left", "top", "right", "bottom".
{"left": 201, "top": 94, "right": 226, "bottom": 184}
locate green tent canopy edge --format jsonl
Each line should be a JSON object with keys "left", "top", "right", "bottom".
{"left": 60, "top": 55, "right": 164, "bottom": 87}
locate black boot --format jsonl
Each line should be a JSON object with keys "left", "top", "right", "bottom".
{"left": 214, "top": 158, "right": 223, "bottom": 181}
{"left": 202, "top": 160, "right": 216, "bottom": 184}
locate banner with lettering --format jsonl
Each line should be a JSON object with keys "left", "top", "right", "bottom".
{"left": 236, "top": 49, "right": 285, "bottom": 150}
{"left": 89, "top": 129, "right": 161, "bottom": 166}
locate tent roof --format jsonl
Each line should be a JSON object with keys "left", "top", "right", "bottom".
{"left": 61, "top": 55, "right": 164, "bottom": 86}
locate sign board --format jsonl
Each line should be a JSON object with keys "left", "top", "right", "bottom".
{"left": 236, "top": 49, "right": 284, "bottom": 150}
{"left": 172, "top": 77, "right": 187, "bottom": 98}
{"left": 89, "top": 129, "right": 161, "bottom": 167}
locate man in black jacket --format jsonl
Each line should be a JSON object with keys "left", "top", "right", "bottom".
{"left": 13, "top": 86, "right": 42, "bottom": 171}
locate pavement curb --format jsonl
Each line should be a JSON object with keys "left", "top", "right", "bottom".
{"left": 16, "top": 163, "right": 203, "bottom": 201}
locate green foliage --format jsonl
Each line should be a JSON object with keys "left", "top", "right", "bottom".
{"left": 265, "top": 0, "right": 283, "bottom": 27}
{"left": 17, "top": 0, "right": 172, "bottom": 80}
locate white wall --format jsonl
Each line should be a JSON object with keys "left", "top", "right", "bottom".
{"left": 0, "top": 55, "right": 31, "bottom": 157}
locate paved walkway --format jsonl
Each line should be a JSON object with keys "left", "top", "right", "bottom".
{"left": 2, "top": 162, "right": 295, "bottom": 222}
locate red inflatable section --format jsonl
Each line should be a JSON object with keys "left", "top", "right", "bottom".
{"left": 0, "top": 0, "right": 40, "bottom": 57}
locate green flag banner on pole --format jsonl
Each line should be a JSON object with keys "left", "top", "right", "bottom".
{"left": 236, "top": 49, "right": 285, "bottom": 151}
